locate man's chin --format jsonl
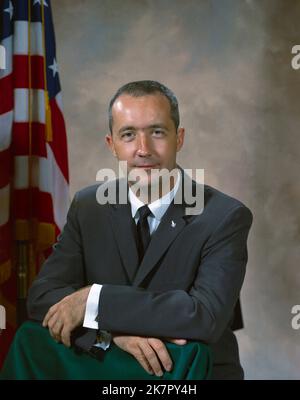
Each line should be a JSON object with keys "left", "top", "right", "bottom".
{"left": 127, "top": 167, "right": 157, "bottom": 192}
{"left": 128, "top": 174, "right": 152, "bottom": 188}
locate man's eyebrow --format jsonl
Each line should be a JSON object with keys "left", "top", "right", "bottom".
{"left": 118, "top": 126, "right": 137, "bottom": 134}
{"left": 118, "top": 124, "right": 169, "bottom": 134}
{"left": 147, "top": 124, "right": 169, "bottom": 130}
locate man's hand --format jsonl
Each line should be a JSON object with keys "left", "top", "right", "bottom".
{"left": 42, "top": 286, "right": 91, "bottom": 347}
{"left": 112, "top": 335, "right": 187, "bottom": 377}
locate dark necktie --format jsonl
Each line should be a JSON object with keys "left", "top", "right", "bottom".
{"left": 136, "top": 205, "right": 152, "bottom": 262}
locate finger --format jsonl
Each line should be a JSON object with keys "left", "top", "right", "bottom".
{"left": 43, "top": 304, "right": 59, "bottom": 327}
{"left": 147, "top": 338, "right": 173, "bottom": 373}
{"left": 47, "top": 314, "right": 63, "bottom": 342}
{"left": 42, "top": 311, "right": 50, "bottom": 327}
{"left": 43, "top": 307, "right": 57, "bottom": 328}
{"left": 47, "top": 313, "right": 61, "bottom": 331}
{"left": 140, "top": 340, "right": 164, "bottom": 377}
{"left": 134, "top": 352, "right": 154, "bottom": 376}
{"left": 49, "top": 330, "right": 61, "bottom": 343}
{"left": 113, "top": 336, "right": 154, "bottom": 375}
{"left": 48, "top": 324, "right": 60, "bottom": 342}
{"left": 61, "top": 325, "right": 71, "bottom": 347}
{"left": 51, "top": 319, "right": 64, "bottom": 341}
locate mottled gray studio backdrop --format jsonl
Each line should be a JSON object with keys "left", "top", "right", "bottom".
{"left": 52, "top": 0, "right": 300, "bottom": 379}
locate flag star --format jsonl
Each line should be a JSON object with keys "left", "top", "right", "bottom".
{"left": 49, "top": 58, "right": 58, "bottom": 77}
{"left": 4, "top": 1, "right": 14, "bottom": 20}
{"left": 33, "top": 0, "right": 48, "bottom": 7}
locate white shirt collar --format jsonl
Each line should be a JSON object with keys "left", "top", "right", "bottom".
{"left": 129, "top": 169, "right": 181, "bottom": 221}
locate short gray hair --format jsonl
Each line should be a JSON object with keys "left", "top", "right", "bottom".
{"left": 108, "top": 80, "right": 180, "bottom": 133}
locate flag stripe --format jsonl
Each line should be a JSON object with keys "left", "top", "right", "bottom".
{"left": 14, "top": 55, "right": 45, "bottom": 89}
{"left": 0, "top": 184, "right": 10, "bottom": 226}
{"left": 14, "top": 88, "right": 45, "bottom": 123}
{"left": 13, "top": 21, "right": 44, "bottom": 56}
{"left": 0, "top": 148, "right": 11, "bottom": 187}
{"left": 13, "top": 189, "right": 54, "bottom": 223}
{"left": 0, "top": 222, "right": 11, "bottom": 263}
{"left": 0, "top": 74, "right": 13, "bottom": 114}
{"left": 13, "top": 122, "right": 47, "bottom": 157}
{"left": 13, "top": 155, "right": 29, "bottom": 189}
{"left": 45, "top": 143, "right": 69, "bottom": 231}
{"left": 0, "top": 111, "right": 13, "bottom": 151}
{"left": 49, "top": 96, "right": 69, "bottom": 181}
{"left": 12, "top": 151, "right": 69, "bottom": 230}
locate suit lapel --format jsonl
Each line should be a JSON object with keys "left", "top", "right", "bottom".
{"left": 133, "top": 202, "right": 187, "bottom": 286}
{"left": 108, "top": 168, "right": 202, "bottom": 285}
{"left": 109, "top": 202, "right": 139, "bottom": 283}
{"left": 133, "top": 167, "right": 203, "bottom": 286}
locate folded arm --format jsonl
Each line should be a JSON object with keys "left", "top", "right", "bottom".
{"left": 97, "top": 205, "right": 253, "bottom": 344}
{"left": 28, "top": 193, "right": 252, "bottom": 346}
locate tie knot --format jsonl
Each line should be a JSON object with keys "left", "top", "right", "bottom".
{"left": 138, "top": 205, "right": 152, "bottom": 220}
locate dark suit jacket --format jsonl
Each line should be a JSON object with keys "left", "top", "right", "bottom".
{"left": 27, "top": 169, "right": 253, "bottom": 380}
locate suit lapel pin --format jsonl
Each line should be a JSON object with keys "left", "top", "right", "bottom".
{"left": 171, "top": 220, "right": 176, "bottom": 228}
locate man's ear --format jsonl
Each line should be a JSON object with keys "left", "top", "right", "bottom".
{"left": 105, "top": 134, "right": 117, "bottom": 157}
{"left": 176, "top": 127, "right": 185, "bottom": 152}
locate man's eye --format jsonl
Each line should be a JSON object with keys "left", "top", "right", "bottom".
{"left": 153, "top": 129, "right": 165, "bottom": 136}
{"left": 121, "top": 132, "right": 134, "bottom": 140}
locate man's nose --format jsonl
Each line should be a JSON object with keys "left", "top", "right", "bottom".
{"left": 136, "top": 133, "right": 152, "bottom": 156}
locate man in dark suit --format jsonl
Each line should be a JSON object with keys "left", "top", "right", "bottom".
{"left": 27, "top": 80, "right": 253, "bottom": 379}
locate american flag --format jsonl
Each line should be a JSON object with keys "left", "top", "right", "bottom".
{"left": 0, "top": 0, "right": 69, "bottom": 365}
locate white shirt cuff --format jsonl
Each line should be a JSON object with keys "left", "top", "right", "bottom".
{"left": 83, "top": 283, "right": 102, "bottom": 329}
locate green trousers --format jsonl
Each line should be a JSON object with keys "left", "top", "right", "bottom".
{"left": 0, "top": 321, "right": 212, "bottom": 380}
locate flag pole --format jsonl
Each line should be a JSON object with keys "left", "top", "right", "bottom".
{"left": 16, "top": 0, "right": 32, "bottom": 326}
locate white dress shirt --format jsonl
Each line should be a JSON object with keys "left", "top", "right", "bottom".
{"left": 83, "top": 170, "right": 181, "bottom": 349}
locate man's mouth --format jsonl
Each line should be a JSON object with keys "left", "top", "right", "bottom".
{"left": 134, "top": 164, "right": 159, "bottom": 169}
